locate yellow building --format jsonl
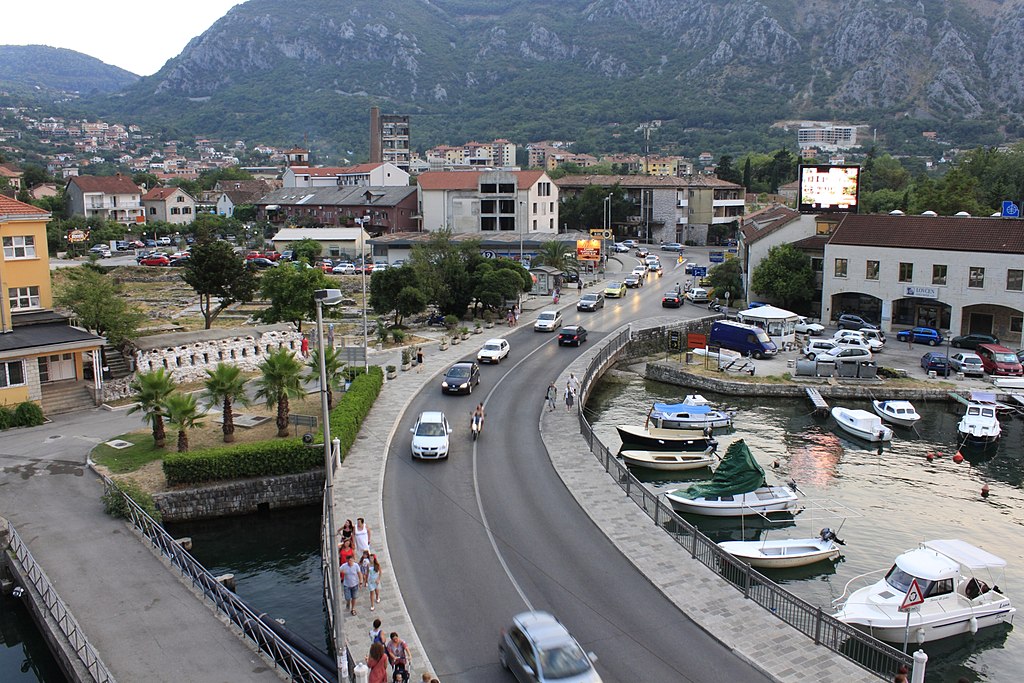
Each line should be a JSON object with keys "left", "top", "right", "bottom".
{"left": 1, "top": 196, "right": 104, "bottom": 413}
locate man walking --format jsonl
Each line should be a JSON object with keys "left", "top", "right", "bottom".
{"left": 544, "top": 382, "right": 557, "bottom": 412}
{"left": 341, "top": 554, "right": 361, "bottom": 616}
{"left": 567, "top": 373, "right": 580, "bottom": 396}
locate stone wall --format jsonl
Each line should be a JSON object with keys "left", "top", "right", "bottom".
{"left": 153, "top": 470, "right": 324, "bottom": 522}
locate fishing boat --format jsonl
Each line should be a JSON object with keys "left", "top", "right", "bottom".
{"left": 957, "top": 402, "right": 1001, "bottom": 444}
{"left": 648, "top": 401, "right": 733, "bottom": 430}
{"left": 616, "top": 424, "right": 717, "bottom": 452}
{"left": 619, "top": 447, "right": 716, "bottom": 471}
{"left": 832, "top": 407, "right": 894, "bottom": 442}
{"left": 718, "top": 527, "right": 845, "bottom": 569}
{"left": 833, "top": 539, "right": 1015, "bottom": 644}
{"left": 665, "top": 440, "right": 801, "bottom": 517}
{"left": 871, "top": 400, "right": 921, "bottom": 428}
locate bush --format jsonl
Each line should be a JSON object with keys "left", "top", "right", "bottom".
{"left": 102, "top": 477, "right": 162, "bottom": 523}
{"left": 14, "top": 401, "right": 45, "bottom": 428}
{"left": 0, "top": 405, "right": 15, "bottom": 430}
{"left": 391, "top": 329, "right": 405, "bottom": 344}
{"left": 443, "top": 314, "right": 459, "bottom": 330}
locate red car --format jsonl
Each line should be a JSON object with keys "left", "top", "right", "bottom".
{"left": 139, "top": 254, "right": 170, "bottom": 266}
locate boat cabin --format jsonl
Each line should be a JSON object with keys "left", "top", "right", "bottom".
{"left": 885, "top": 548, "right": 959, "bottom": 599}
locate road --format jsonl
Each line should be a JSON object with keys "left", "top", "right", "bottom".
{"left": 383, "top": 250, "right": 773, "bottom": 682}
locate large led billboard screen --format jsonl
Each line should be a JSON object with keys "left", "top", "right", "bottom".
{"left": 797, "top": 165, "right": 860, "bottom": 213}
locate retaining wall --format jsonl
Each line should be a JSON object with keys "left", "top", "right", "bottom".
{"left": 153, "top": 470, "right": 323, "bottom": 522}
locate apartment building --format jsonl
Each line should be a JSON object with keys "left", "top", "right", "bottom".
{"left": 369, "top": 108, "right": 411, "bottom": 172}
{"left": 142, "top": 186, "right": 196, "bottom": 225}
{"left": 283, "top": 163, "right": 410, "bottom": 189}
{"left": 417, "top": 170, "right": 559, "bottom": 237}
{"left": 65, "top": 175, "right": 145, "bottom": 225}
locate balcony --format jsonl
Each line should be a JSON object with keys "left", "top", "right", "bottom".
{"left": 713, "top": 198, "right": 745, "bottom": 207}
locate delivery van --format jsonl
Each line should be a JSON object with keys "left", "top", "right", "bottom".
{"left": 709, "top": 320, "right": 778, "bottom": 359}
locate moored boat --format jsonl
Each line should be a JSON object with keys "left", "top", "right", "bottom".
{"left": 871, "top": 400, "right": 921, "bottom": 428}
{"left": 832, "top": 406, "right": 894, "bottom": 442}
{"left": 616, "top": 424, "right": 717, "bottom": 451}
{"left": 957, "top": 402, "right": 1002, "bottom": 444}
{"left": 718, "top": 527, "right": 845, "bottom": 569}
{"left": 619, "top": 448, "right": 716, "bottom": 471}
{"left": 648, "top": 401, "right": 733, "bottom": 430}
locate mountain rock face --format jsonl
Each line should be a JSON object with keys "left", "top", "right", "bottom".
{"left": 0, "top": 46, "right": 138, "bottom": 94}
{"left": 96, "top": 0, "right": 1024, "bottom": 153}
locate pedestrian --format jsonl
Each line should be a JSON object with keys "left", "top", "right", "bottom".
{"left": 567, "top": 372, "right": 580, "bottom": 395}
{"left": 327, "top": 323, "right": 335, "bottom": 348}
{"left": 577, "top": 279, "right": 583, "bottom": 294}
{"left": 507, "top": 309, "right": 514, "bottom": 327}
{"left": 339, "top": 537, "right": 355, "bottom": 566}
{"left": 340, "top": 555, "right": 361, "bottom": 616}
{"left": 386, "top": 632, "right": 412, "bottom": 682}
{"left": 359, "top": 550, "right": 372, "bottom": 588}
{"left": 513, "top": 304, "right": 520, "bottom": 325}
{"left": 545, "top": 382, "right": 557, "bottom": 412}
{"left": 300, "top": 334, "right": 309, "bottom": 358}
{"left": 339, "top": 519, "right": 354, "bottom": 546}
{"left": 369, "top": 617, "right": 384, "bottom": 645}
{"left": 565, "top": 384, "right": 575, "bottom": 412}
{"left": 366, "top": 641, "right": 388, "bottom": 683}
{"left": 552, "top": 288, "right": 560, "bottom": 304}
{"left": 367, "top": 554, "right": 382, "bottom": 608}
{"left": 416, "top": 347, "right": 424, "bottom": 373}
{"left": 354, "top": 517, "right": 371, "bottom": 555}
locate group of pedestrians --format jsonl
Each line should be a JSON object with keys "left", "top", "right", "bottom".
{"left": 505, "top": 304, "right": 520, "bottom": 327}
{"left": 339, "top": 518, "right": 382, "bottom": 615}
{"left": 545, "top": 373, "right": 580, "bottom": 412}
{"left": 366, "top": 620, "right": 438, "bottom": 683}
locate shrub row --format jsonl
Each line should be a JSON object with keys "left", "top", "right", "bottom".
{"left": 0, "top": 402, "right": 46, "bottom": 431}
{"left": 102, "top": 477, "right": 163, "bottom": 523}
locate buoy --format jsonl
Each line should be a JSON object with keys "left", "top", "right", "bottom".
{"left": 926, "top": 453, "right": 934, "bottom": 461}
{"left": 970, "top": 616, "right": 979, "bottom": 634}
{"left": 953, "top": 452, "right": 964, "bottom": 464}
{"left": 981, "top": 484, "right": 990, "bottom": 498}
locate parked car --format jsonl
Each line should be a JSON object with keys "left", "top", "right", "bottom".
{"left": 948, "top": 352, "right": 985, "bottom": 377}
{"left": 534, "top": 310, "right": 563, "bottom": 332}
{"left": 621, "top": 239, "right": 638, "bottom": 248}
{"left": 896, "top": 327, "right": 943, "bottom": 346}
{"left": 611, "top": 242, "right": 629, "bottom": 253}
{"left": 975, "top": 343, "right": 1024, "bottom": 376}
{"left": 139, "top": 253, "right": 170, "bottom": 266}
{"left": 793, "top": 316, "right": 824, "bottom": 336}
{"left": 710, "top": 320, "right": 778, "bottom": 359}
{"left": 604, "top": 282, "right": 627, "bottom": 298}
{"left": 920, "top": 351, "right": 950, "bottom": 376}
{"left": 247, "top": 257, "right": 278, "bottom": 269}
{"left": 279, "top": 250, "right": 294, "bottom": 261}
{"left": 557, "top": 325, "right": 588, "bottom": 346}
{"left": 332, "top": 262, "right": 356, "bottom": 275}
{"left": 635, "top": 247, "right": 650, "bottom": 258}
{"left": 836, "top": 313, "right": 879, "bottom": 330}
{"left": 577, "top": 293, "right": 604, "bottom": 312}
{"left": 477, "top": 338, "right": 510, "bottom": 364}
{"left": 143, "top": 239, "right": 157, "bottom": 247}
{"left": 156, "top": 236, "right": 172, "bottom": 246}
{"left": 833, "top": 329, "right": 884, "bottom": 352}
{"left": 371, "top": 263, "right": 389, "bottom": 272}
{"left": 168, "top": 257, "right": 190, "bottom": 268}
{"left": 661, "top": 290, "right": 682, "bottom": 308}
{"left": 441, "top": 362, "right": 481, "bottom": 394}
{"left": 821, "top": 345, "right": 873, "bottom": 363}
{"left": 115, "top": 241, "right": 131, "bottom": 252}
{"left": 409, "top": 411, "right": 451, "bottom": 460}
{"left": 623, "top": 274, "right": 642, "bottom": 288}
{"left": 660, "top": 242, "right": 684, "bottom": 252}
{"left": 89, "top": 245, "right": 112, "bottom": 258}
{"left": 560, "top": 270, "right": 580, "bottom": 284}
{"left": 803, "top": 339, "right": 838, "bottom": 360}
{"left": 1017, "top": 348, "right": 1024, "bottom": 364}
{"left": 684, "top": 287, "right": 710, "bottom": 304}
{"left": 499, "top": 611, "right": 601, "bottom": 683}
{"left": 950, "top": 333, "right": 999, "bottom": 349}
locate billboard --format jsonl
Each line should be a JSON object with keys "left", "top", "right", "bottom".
{"left": 797, "top": 165, "right": 860, "bottom": 213}
{"left": 577, "top": 239, "right": 601, "bottom": 261}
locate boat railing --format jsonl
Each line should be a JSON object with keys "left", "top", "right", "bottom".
{"left": 574, "top": 323, "right": 914, "bottom": 681}
{"left": 832, "top": 568, "right": 888, "bottom": 607}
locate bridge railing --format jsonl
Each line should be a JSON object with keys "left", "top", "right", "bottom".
{"left": 574, "top": 324, "right": 913, "bottom": 681}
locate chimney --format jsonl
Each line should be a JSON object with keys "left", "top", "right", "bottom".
{"left": 369, "top": 106, "right": 382, "bottom": 164}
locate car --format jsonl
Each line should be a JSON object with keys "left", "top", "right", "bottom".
{"left": 332, "top": 262, "right": 356, "bottom": 275}
{"left": 623, "top": 274, "right": 642, "bottom": 288}
{"left": 499, "top": 611, "right": 601, "bottom": 683}
{"left": 139, "top": 253, "right": 170, "bottom": 266}
{"left": 621, "top": 239, "right": 638, "bottom": 248}
{"left": 836, "top": 313, "right": 879, "bottom": 330}
{"left": 477, "top": 338, "right": 510, "bottom": 364}
{"left": 661, "top": 290, "right": 682, "bottom": 308}
{"left": 646, "top": 261, "right": 662, "bottom": 274}
{"left": 170, "top": 251, "right": 190, "bottom": 260}
{"left": 630, "top": 266, "right": 648, "bottom": 281}
{"left": 920, "top": 351, "right": 950, "bottom": 376}
{"left": 660, "top": 242, "right": 684, "bottom": 252}
{"left": 279, "top": 250, "right": 294, "bottom": 261}
{"left": 746, "top": 302, "right": 769, "bottom": 309}
{"left": 247, "top": 257, "right": 278, "bottom": 269}
{"left": 684, "top": 262, "right": 696, "bottom": 274}
{"left": 577, "top": 293, "right": 604, "bottom": 311}
{"left": 821, "top": 346, "right": 873, "bottom": 363}
{"left": 684, "top": 287, "right": 710, "bottom": 304}
{"left": 143, "top": 239, "right": 157, "bottom": 248}
{"left": 948, "top": 352, "right": 985, "bottom": 377}
{"left": 317, "top": 259, "right": 334, "bottom": 273}
{"left": 833, "top": 329, "right": 884, "bottom": 351}
{"left": 604, "top": 282, "right": 627, "bottom": 298}
{"left": 793, "top": 316, "right": 824, "bottom": 335}
{"left": 441, "top": 362, "right": 481, "bottom": 394}
{"left": 372, "top": 263, "right": 389, "bottom": 272}
{"left": 560, "top": 271, "right": 580, "bottom": 284}
{"left": 611, "top": 242, "right": 629, "bottom": 253}
{"left": 950, "top": 333, "right": 999, "bottom": 349}
{"left": 557, "top": 325, "right": 588, "bottom": 346}
{"left": 184, "top": 235, "right": 195, "bottom": 245}
{"left": 803, "top": 339, "right": 838, "bottom": 360}
{"left": 1017, "top": 348, "right": 1024, "bottom": 364}
{"left": 975, "top": 343, "right": 1024, "bottom": 376}
{"left": 168, "top": 257, "right": 190, "bottom": 267}
{"left": 635, "top": 247, "right": 650, "bottom": 258}
{"left": 114, "top": 241, "right": 131, "bottom": 252}
{"left": 409, "top": 411, "right": 452, "bottom": 460}
{"left": 89, "top": 245, "right": 112, "bottom": 258}
{"left": 534, "top": 310, "right": 563, "bottom": 332}
{"left": 895, "top": 327, "right": 943, "bottom": 346}
{"left": 156, "top": 236, "right": 172, "bottom": 246}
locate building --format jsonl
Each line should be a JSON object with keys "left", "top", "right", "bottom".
{"left": 141, "top": 186, "right": 196, "bottom": 225}
{"left": 65, "top": 175, "right": 145, "bottom": 225}
{"left": 424, "top": 139, "right": 517, "bottom": 170}
{"left": 416, "top": 170, "right": 559, "bottom": 238}
{"left": 269, "top": 227, "right": 371, "bottom": 261}
{"left": 797, "top": 125, "right": 859, "bottom": 152}
{"left": 282, "top": 163, "right": 409, "bottom": 189}
{"left": 1, "top": 196, "right": 104, "bottom": 414}
{"left": 0, "top": 164, "right": 23, "bottom": 191}
{"left": 369, "top": 107, "right": 411, "bottom": 172}
{"left": 255, "top": 185, "right": 419, "bottom": 234}
{"left": 739, "top": 205, "right": 823, "bottom": 313}
{"left": 213, "top": 179, "right": 279, "bottom": 217}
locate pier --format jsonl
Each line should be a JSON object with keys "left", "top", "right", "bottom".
{"left": 806, "top": 387, "right": 830, "bottom": 415}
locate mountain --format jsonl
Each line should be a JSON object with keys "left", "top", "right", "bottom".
{"left": 89, "top": 0, "right": 1024, "bottom": 157}
{"left": 0, "top": 46, "right": 138, "bottom": 95}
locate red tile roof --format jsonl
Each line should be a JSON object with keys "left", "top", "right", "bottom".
{"left": 416, "top": 170, "right": 545, "bottom": 191}
{"left": 289, "top": 163, "right": 388, "bottom": 177}
{"left": 830, "top": 214, "right": 1024, "bottom": 254}
{"left": 0, "top": 195, "right": 49, "bottom": 217}
{"left": 67, "top": 175, "right": 142, "bottom": 195}
{"left": 740, "top": 205, "right": 801, "bottom": 242}
{"left": 142, "top": 187, "right": 181, "bottom": 201}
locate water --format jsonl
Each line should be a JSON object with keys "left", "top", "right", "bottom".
{"left": 0, "top": 591, "right": 68, "bottom": 683}
{"left": 586, "top": 375, "right": 1024, "bottom": 683}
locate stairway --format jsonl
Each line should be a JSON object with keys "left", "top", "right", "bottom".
{"left": 102, "top": 344, "right": 133, "bottom": 379}
{"left": 41, "top": 381, "right": 97, "bottom": 415}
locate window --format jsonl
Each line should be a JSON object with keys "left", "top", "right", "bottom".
{"left": 149, "top": 207, "right": 157, "bottom": 215}
{"left": 898, "top": 262, "right": 913, "bottom": 282}
{"left": 834, "top": 258, "right": 847, "bottom": 278}
{"left": 932, "top": 264, "right": 947, "bottom": 286}
{"left": 481, "top": 216, "right": 497, "bottom": 231}
{"left": 811, "top": 257, "right": 823, "bottom": 273}
{"left": 865, "top": 260, "right": 879, "bottom": 280}
{"left": 183, "top": 207, "right": 192, "bottom": 214}
{"left": 498, "top": 183, "right": 515, "bottom": 194}
{"left": 480, "top": 183, "right": 497, "bottom": 194}
{"left": 170, "top": 207, "right": 180, "bottom": 215}
{"left": 532, "top": 202, "right": 537, "bottom": 213}
{"left": 0, "top": 360, "right": 26, "bottom": 388}
{"left": 1010, "top": 316, "right": 1022, "bottom": 334}
{"left": 481, "top": 199, "right": 496, "bottom": 214}
{"left": 537, "top": 182, "right": 551, "bottom": 197}
{"left": 3, "top": 235, "right": 36, "bottom": 259}
{"left": 1007, "top": 269, "right": 1023, "bottom": 291}
{"left": 9, "top": 286, "right": 40, "bottom": 311}
{"left": 969, "top": 266, "right": 985, "bottom": 288}
{"left": 176, "top": 195, "right": 185, "bottom": 202}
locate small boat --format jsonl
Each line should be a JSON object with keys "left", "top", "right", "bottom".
{"left": 834, "top": 539, "right": 1015, "bottom": 644}
{"left": 831, "top": 407, "right": 894, "bottom": 442}
{"left": 616, "top": 425, "right": 717, "bottom": 452}
{"left": 648, "top": 401, "right": 733, "bottom": 430}
{"left": 871, "top": 400, "right": 921, "bottom": 428}
{"left": 619, "top": 448, "right": 716, "bottom": 471}
{"left": 718, "top": 527, "right": 845, "bottom": 569}
{"left": 957, "top": 402, "right": 1001, "bottom": 444}
{"left": 665, "top": 440, "right": 801, "bottom": 517}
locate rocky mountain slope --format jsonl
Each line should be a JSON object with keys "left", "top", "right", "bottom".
{"left": 0, "top": 46, "right": 138, "bottom": 94}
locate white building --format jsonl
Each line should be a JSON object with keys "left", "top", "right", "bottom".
{"left": 416, "top": 170, "right": 559, "bottom": 236}
{"left": 283, "top": 163, "right": 410, "bottom": 188}
{"left": 142, "top": 187, "right": 196, "bottom": 225}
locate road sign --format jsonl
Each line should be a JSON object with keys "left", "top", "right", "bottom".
{"left": 899, "top": 578, "right": 925, "bottom": 611}
{"left": 691, "top": 266, "right": 707, "bottom": 277}
{"left": 668, "top": 330, "right": 681, "bottom": 351}
{"left": 589, "top": 229, "right": 612, "bottom": 239}
{"left": 1001, "top": 201, "right": 1020, "bottom": 218}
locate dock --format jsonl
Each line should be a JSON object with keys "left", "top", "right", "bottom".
{"left": 806, "top": 388, "right": 829, "bottom": 415}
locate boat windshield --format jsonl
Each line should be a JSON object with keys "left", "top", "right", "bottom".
{"left": 884, "top": 565, "right": 933, "bottom": 596}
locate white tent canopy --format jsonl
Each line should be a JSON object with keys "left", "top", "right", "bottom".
{"left": 737, "top": 305, "right": 799, "bottom": 342}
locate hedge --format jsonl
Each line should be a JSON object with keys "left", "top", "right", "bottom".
{"left": 163, "top": 366, "right": 384, "bottom": 486}
{"left": 0, "top": 401, "right": 47, "bottom": 431}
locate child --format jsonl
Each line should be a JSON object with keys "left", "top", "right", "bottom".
{"left": 359, "top": 550, "right": 372, "bottom": 588}
{"left": 369, "top": 618, "right": 384, "bottom": 645}
{"left": 367, "top": 555, "right": 382, "bottom": 609}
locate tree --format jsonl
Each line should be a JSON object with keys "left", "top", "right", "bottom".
{"left": 716, "top": 155, "right": 741, "bottom": 185}
{"left": 53, "top": 266, "right": 143, "bottom": 349}
{"left": 409, "top": 232, "right": 486, "bottom": 317}
{"left": 203, "top": 363, "right": 251, "bottom": 443}
{"left": 530, "top": 240, "right": 574, "bottom": 272}
{"left": 307, "top": 345, "right": 345, "bottom": 411}
{"left": 127, "top": 369, "right": 175, "bottom": 448}
{"left": 132, "top": 172, "right": 160, "bottom": 191}
{"left": 471, "top": 262, "right": 530, "bottom": 314}
{"left": 256, "top": 265, "right": 330, "bottom": 332}
{"left": 163, "top": 393, "right": 205, "bottom": 453}
{"left": 291, "top": 238, "right": 323, "bottom": 264}
{"left": 749, "top": 244, "right": 815, "bottom": 310}
{"left": 370, "top": 265, "right": 426, "bottom": 325}
{"left": 707, "top": 258, "right": 744, "bottom": 302}
{"left": 254, "top": 348, "right": 305, "bottom": 437}
{"left": 181, "top": 240, "right": 258, "bottom": 329}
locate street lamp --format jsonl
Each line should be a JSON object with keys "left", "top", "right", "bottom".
{"left": 519, "top": 200, "right": 526, "bottom": 264}
{"left": 604, "top": 193, "right": 613, "bottom": 263}
{"left": 314, "top": 287, "right": 346, "bottom": 679}
{"left": 354, "top": 216, "right": 371, "bottom": 371}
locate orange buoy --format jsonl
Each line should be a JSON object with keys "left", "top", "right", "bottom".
{"left": 926, "top": 453, "right": 935, "bottom": 461}
{"left": 953, "top": 452, "right": 964, "bottom": 464}
{"left": 981, "top": 484, "right": 990, "bottom": 498}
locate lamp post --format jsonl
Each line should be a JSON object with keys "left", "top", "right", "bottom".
{"left": 604, "top": 192, "right": 613, "bottom": 263}
{"left": 314, "top": 288, "right": 346, "bottom": 679}
{"left": 354, "top": 216, "right": 371, "bottom": 371}
{"left": 519, "top": 200, "right": 525, "bottom": 264}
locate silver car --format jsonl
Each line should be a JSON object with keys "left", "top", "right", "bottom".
{"left": 534, "top": 310, "right": 563, "bottom": 332}
{"left": 499, "top": 611, "right": 601, "bottom": 683}
{"left": 948, "top": 352, "right": 984, "bottom": 377}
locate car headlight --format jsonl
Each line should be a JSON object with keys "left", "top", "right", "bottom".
{"left": 459, "top": 383, "right": 468, "bottom": 389}
{"left": 441, "top": 381, "right": 449, "bottom": 388}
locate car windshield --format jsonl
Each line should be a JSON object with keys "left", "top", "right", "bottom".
{"left": 582, "top": 295, "right": 597, "bottom": 302}
{"left": 415, "top": 421, "right": 446, "bottom": 437}
{"left": 754, "top": 329, "right": 772, "bottom": 343}
{"left": 537, "top": 643, "right": 592, "bottom": 679}
{"left": 447, "top": 367, "right": 470, "bottom": 379}
{"left": 539, "top": 313, "right": 556, "bottom": 320}
{"left": 483, "top": 344, "right": 500, "bottom": 352}
{"left": 994, "top": 352, "right": 1017, "bottom": 362}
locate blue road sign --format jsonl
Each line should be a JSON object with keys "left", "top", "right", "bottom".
{"left": 1001, "top": 201, "right": 1020, "bottom": 218}
{"left": 691, "top": 266, "right": 707, "bottom": 277}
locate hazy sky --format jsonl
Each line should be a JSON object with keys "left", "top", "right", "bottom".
{"left": 0, "top": 1, "right": 246, "bottom": 76}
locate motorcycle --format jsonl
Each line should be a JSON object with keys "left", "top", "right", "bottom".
{"left": 426, "top": 312, "right": 445, "bottom": 326}
{"left": 470, "top": 414, "right": 484, "bottom": 441}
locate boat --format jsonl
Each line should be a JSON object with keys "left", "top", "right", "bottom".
{"left": 833, "top": 539, "right": 1015, "bottom": 644}
{"left": 665, "top": 440, "right": 801, "bottom": 517}
{"left": 616, "top": 425, "right": 718, "bottom": 452}
{"left": 619, "top": 447, "right": 716, "bottom": 471}
{"left": 957, "top": 402, "right": 1001, "bottom": 444}
{"left": 648, "top": 401, "right": 733, "bottom": 430}
{"left": 718, "top": 527, "right": 845, "bottom": 569}
{"left": 831, "top": 407, "right": 894, "bottom": 442}
{"left": 871, "top": 400, "right": 921, "bottom": 428}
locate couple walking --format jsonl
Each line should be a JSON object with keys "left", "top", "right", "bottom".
{"left": 544, "top": 373, "right": 580, "bottom": 412}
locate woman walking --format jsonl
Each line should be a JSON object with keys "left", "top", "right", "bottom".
{"left": 366, "top": 641, "right": 388, "bottom": 683}
{"left": 565, "top": 384, "right": 576, "bottom": 412}
{"left": 367, "top": 555, "right": 382, "bottom": 610}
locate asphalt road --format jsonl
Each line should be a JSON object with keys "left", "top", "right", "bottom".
{"left": 383, "top": 253, "right": 773, "bottom": 682}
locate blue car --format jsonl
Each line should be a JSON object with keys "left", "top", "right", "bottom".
{"left": 920, "top": 351, "right": 950, "bottom": 376}
{"left": 896, "top": 327, "right": 943, "bottom": 346}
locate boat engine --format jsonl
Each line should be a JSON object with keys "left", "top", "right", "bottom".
{"left": 820, "top": 528, "right": 846, "bottom": 545}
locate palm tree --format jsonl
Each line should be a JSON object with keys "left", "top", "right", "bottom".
{"left": 126, "top": 369, "right": 175, "bottom": 448}
{"left": 254, "top": 348, "right": 305, "bottom": 437}
{"left": 163, "top": 393, "right": 206, "bottom": 453}
{"left": 307, "top": 345, "right": 346, "bottom": 411}
{"left": 532, "top": 240, "right": 579, "bottom": 277}
{"left": 203, "top": 363, "right": 251, "bottom": 443}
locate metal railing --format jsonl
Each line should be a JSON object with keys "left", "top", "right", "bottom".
{"left": 574, "top": 326, "right": 913, "bottom": 680}
{"left": 101, "top": 477, "right": 335, "bottom": 683}
{"left": 5, "top": 519, "right": 116, "bottom": 683}
{"left": 322, "top": 487, "right": 357, "bottom": 683}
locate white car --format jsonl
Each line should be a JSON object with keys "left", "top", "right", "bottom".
{"left": 534, "top": 310, "right": 563, "bottom": 332}
{"left": 794, "top": 316, "right": 824, "bottom": 335}
{"left": 821, "top": 346, "right": 874, "bottom": 363}
{"left": 621, "top": 239, "right": 638, "bottom": 248}
{"left": 410, "top": 411, "right": 451, "bottom": 460}
{"left": 611, "top": 242, "right": 629, "bottom": 253}
{"left": 156, "top": 236, "right": 172, "bottom": 246}
{"left": 948, "top": 352, "right": 984, "bottom": 377}
{"left": 833, "top": 330, "right": 884, "bottom": 352}
{"left": 631, "top": 266, "right": 648, "bottom": 281}
{"left": 477, "top": 338, "right": 510, "bottom": 364}
{"left": 332, "top": 262, "right": 356, "bottom": 274}
{"left": 684, "top": 287, "right": 710, "bottom": 303}
{"left": 803, "top": 339, "right": 838, "bottom": 360}
{"left": 89, "top": 245, "right": 112, "bottom": 258}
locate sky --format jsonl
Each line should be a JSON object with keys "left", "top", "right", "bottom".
{"left": 0, "top": 1, "right": 247, "bottom": 76}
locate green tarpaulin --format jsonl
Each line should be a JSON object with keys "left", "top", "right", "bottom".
{"left": 675, "top": 439, "right": 767, "bottom": 500}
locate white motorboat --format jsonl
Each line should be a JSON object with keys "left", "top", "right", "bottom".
{"left": 619, "top": 448, "right": 716, "bottom": 471}
{"left": 957, "top": 402, "right": 1001, "bottom": 444}
{"left": 648, "top": 401, "right": 733, "bottom": 430}
{"left": 718, "top": 528, "right": 845, "bottom": 569}
{"left": 834, "top": 539, "right": 1015, "bottom": 644}
{"left": 871, "top": 400, "right": 921, "bottom": 428}
{"left": 665, "top": 440, "right": 801, "bottom": 517}
{"left": 616, "top": 425, "right": 717, "bottom": 451}
{"left": 831, "top": 407, "right": 894, "bottom": 443}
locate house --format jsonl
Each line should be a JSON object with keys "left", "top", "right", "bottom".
{"left": 282, "top": 163, "right": 410, "bottom": 188}
{"left": 269, "top": 227, "right": 371, "bottom": 261}
{"left": 738, "top": 205, "right": 823, "bottom": 313}
{"left": 0, "top": 163, "right": 23, "bottom": 191}
{"left": 142, "top": 186, "right": 196, "bottom": 225}
{"left": 417, "top": 170, "right": 559, "bottom": 237}
{"left": 0, "top": 196, "right": 105, "bottom": 414}
{"left": 255, "top": 185, "right": 419, "bottom": 234}
{"left": 214, "top": 179, "right": 278, "bottom": 217}
{"left": 65, "top": 175, "right": 145, "bottom": 225}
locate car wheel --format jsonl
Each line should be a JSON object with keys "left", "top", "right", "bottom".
{"left": 929, "top": 339, "right": 937, "bottom": 346}
{"left": 952, "top": 341, "right": 960, "bottom": 348}
{"left": 754, "top": 351, "right": 764, "bottom": 360}
{"left": 499, "top": 646, "right": 509, "bottom": 670}
{"left": 807, "top": 353, "right": 816, "bottom": 360}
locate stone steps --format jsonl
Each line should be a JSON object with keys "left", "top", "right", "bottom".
{"left": 41, "top": 382, "right": 95, "bottom": 415}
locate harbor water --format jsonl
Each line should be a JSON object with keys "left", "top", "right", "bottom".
{"left": 586, "top": 373, "right": 1023, "bottom": 683}
{"left": 0, "top": 590, "right": 67, "bottom": 683}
